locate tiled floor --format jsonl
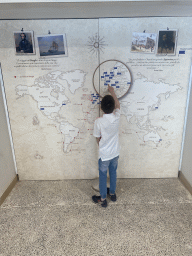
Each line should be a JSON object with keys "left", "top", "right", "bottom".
{"left": 0, "top": 178, "right": 192, "bottom": 256}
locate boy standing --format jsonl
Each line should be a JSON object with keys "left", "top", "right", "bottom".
{"left": 92, "top": 85, "right": 120, "bottom": 207}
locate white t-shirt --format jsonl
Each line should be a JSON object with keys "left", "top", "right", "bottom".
{"left": 93, "top": 109, "right": 120, "bottom": 161}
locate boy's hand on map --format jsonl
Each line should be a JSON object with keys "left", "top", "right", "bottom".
{"left": 108, "top": 84, "right": 114, "bottom": 94}
{"left": 108, "top": 84, "right": 120, "bottom": 109}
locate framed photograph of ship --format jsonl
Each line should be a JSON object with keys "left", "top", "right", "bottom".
{"left": 14, "top": 31, "right": 35, "bottom": 55}
{"left": 131, "top": 32, "right": 157, "bottom": 54}
{"left": 157, "top": 30, "right": 177, "bottom": 55}
{"left": 37, "top": 34, "right": 68, "bottom": 57}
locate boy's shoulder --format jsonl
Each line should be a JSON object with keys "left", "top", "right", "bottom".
{"left": 95, "top": 109, "right": 120, "bottom": 123}
{"left": 94, "top": 116, "right": 103, "bottom": 125}
{"left": 114, "top": 108, "right": 120, "bottom": 113}
{"left": 113, "top": 108, "right": 121, "bottom": 117}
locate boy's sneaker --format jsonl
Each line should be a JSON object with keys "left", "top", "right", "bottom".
{"left": 92, "top": 195, "right": 107, "bottom": 207}
{"left": 107, "top": 187, "right": 117, "bottom": 202}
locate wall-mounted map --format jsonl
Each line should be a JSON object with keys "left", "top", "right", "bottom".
{"left": 0, "top": 18, "right": 191, "bottom": 180}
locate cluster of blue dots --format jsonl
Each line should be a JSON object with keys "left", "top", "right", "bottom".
{"left": 91, "top": 93, "right": 100, "bottom": 104}
{"left": 101, "top": 67, "right": 131, "bottom": 89}
{"left": 101, "top": 68, "right": 121, "bottom": 89}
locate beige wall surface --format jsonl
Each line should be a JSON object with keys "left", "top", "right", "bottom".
{"left": 0, "top": 73, "right": 16, "bottom": 197}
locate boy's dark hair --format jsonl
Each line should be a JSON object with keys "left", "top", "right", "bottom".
{"left": 101, "top": 95, "right": 115, "bottom": 114}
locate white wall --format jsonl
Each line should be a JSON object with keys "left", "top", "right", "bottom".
{"left": 180, "top": 66, "right": 192, "bottom": 187}
{"left": 0, "top": 69, "right": 16, "bottom": 197}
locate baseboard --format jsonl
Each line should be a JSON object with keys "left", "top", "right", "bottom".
{"left": 178, "top": 171, "right": 192, "bottom": 195}
{"left": 0, "top": 174, "right": 19, "bottom": 206}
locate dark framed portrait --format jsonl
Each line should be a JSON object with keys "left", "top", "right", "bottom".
{"left": 14, "top": 31, "right": 35, "bottom": 55}
{"left": 131, "top": 32, "right": 157, "bottom": 54}
{"left": 157, "top": 30, "right": 177, "bottom": 55}
{"left": 37, "top": 34, "right": 68, "bottom": 57}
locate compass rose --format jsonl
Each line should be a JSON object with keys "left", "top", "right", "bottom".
{"left": 87, "top": 33, "right": 107, "bottom": 57}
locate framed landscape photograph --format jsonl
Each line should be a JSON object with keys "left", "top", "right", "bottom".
{"left": 157, "top": 30, "right": 177, "bottom": 55}
{"left": 37, "top": 34, "right": 68, "bottom": 57}
{"left": 131, "top": 32, "right": 157, "bottom": 54}
{"left": 14, "top": 31, "right": 35, "bottom": 55}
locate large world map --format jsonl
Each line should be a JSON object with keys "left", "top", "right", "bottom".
{"left": 1, "top": 18, "right": 190, "bottom": 180}
{"left": 15, "top": 69, "right": 181, "bottom": 154}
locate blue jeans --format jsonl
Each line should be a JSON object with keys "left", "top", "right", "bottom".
{"left": 99, "top": 156, "right": 119, "bottom": 199}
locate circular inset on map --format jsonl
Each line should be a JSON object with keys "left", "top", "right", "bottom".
{"left": 92, "top": 59, "right": 132, "bottom": 99}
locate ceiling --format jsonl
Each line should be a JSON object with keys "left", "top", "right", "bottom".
{"left": 0, "top": 1, "right": 192, "bottom": 19}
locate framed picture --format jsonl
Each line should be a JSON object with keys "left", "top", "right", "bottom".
{"left": 14, "top": 31, "right": 35, "bottom": 55}
{"left": 131, "top": 32, "right": 157, "bottom": 54}
{"left": 157, "top": 30, "right": 177, "bottom": 55}
{"left": 37, "top": 34, "right": 68, "bottom": 57}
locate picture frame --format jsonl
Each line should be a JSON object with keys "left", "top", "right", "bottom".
{"left": 37, "top": 34, "right": 68, "bottom": 57}
{"left": 157, "top": 29, "right": 178, "bottom": 55}
{"left": 14, "top": 31, "right": 35, "bottom": 55}
{"left": 131, "top": 32, "right": 157, "bottom": 54}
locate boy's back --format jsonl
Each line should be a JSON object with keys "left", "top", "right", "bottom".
{"left": 93, "top": 108, "right": 120, "bottom": 161}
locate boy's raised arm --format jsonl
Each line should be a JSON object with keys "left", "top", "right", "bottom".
{"left": 108, "top": 85, "right": 120, "bottom": 109}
